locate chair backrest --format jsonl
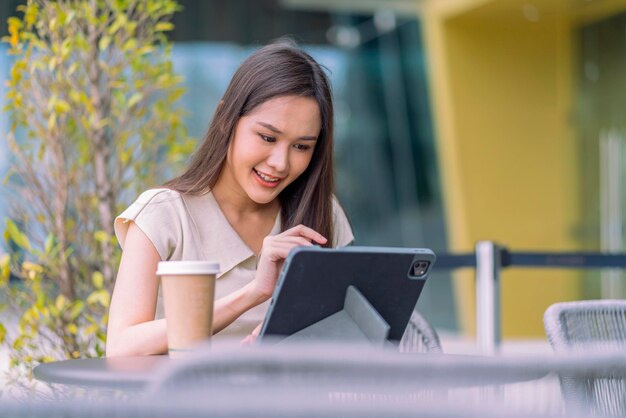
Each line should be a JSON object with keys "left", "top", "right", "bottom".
{"left": 544, "top": 300, "right": 626, "bottom": 350}
{"left": 544, "top": 300, "right": 626, "bottom": 416}
{"left": 398, "top": 310, "right": 443, "bottom": 353}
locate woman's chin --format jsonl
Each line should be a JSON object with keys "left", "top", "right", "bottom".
{"left": 246, "top": 189, "right": 280, "bottom": 205}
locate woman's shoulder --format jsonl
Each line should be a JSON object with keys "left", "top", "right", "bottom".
{"left": 133, "top": 188, "right": 184, "bottom": 206}
{"left": 115, "top": 188, "right": 187, "bottom": 257}
{"left": 116, "top": 188, "right": 189, "bottom": 229}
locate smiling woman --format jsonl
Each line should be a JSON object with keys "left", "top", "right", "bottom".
{"left": 217, "top": 95, "right": 321, "bottom": 209}
{"left": 105, "top": 40, "right": 354, "bottom": 357}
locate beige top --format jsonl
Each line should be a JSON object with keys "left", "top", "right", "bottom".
{"left": 114, "top": 188, "right": 354, "bottom": 338}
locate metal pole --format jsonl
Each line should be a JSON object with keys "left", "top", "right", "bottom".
{"left": 476, "top": 241, "right": 501, "bottom": 355}
{"left": 600, "top": 129, "right": 624, "bottom": 298}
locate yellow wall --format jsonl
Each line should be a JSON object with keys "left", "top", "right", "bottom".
{"left": 420, "top": 0, "right": 626, "bottom": 336}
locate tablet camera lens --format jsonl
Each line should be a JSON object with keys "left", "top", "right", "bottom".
{"left": 412, "top": 261, "right": 430, "bottom": 277}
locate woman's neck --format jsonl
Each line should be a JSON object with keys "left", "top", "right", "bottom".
{"left": 212, "top": 177, "right": 279, "bottom": 221}
{"left": 212, "top": 177, "right": 280, "bottom": 255}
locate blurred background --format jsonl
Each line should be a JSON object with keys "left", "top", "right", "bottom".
{"left": 2, "top": 0, "right": 626, "bottom": 340}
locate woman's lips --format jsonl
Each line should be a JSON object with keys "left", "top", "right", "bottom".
{"left": 253, "top": 168, "right": 282, "bottom": 188}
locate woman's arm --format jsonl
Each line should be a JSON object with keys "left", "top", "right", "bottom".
{"left": 106, "top": 222, "right": 328, "bottom": 356}
{"left": 106, "top": 222, "right": 268, "bottom": 357}
{"left": 106, "top": 222, "right": 166, "bottom": 357}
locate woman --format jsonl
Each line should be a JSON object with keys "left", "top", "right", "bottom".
{"left": 106, "top": 40, "right": 354, "bottom": 357}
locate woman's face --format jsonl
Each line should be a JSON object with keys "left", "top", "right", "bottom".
{"left": 222, "top": 95, "right": 321, "bottom": 206}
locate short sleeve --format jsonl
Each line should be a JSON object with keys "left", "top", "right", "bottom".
{"left": 114, "top": 189, "right": 183, "bottom": 261}
{"left": 331, "top": 196, "right": 354, "bottom": 248}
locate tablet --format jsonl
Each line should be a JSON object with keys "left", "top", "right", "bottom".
{"left": 258, "top": 246, "right": 436, "bottom": 344}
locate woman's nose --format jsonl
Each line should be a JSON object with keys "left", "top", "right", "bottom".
{"left": 267, "top": 146, "right": 289, "bottom": 174}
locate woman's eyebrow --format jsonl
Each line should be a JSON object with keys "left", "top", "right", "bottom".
{"left": 256, "top": 121, "right": 317, "bottom": 141}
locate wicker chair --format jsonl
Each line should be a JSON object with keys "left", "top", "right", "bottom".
{"left": 544, "top": 300, "right": 626, "bottom": 416}
{"left": 143, "top": 341, "right": 579, "bottom": 416}
{"left": 398, "top": 309, "right": 443, "bottom": 353}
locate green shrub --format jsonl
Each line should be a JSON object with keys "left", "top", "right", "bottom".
{"left": 0, "top": 0, "right": 193, "bottom": 377}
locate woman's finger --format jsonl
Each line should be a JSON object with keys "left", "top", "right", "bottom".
{"left": 283, "top": 224, "right": 327, "bottom": 244}
{"left": 251, "top": 321, "right": 263, "bottom": 337}
{"left": 266, "top": 236, "right": 315, "bottom": 248}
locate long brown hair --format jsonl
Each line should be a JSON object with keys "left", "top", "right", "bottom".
{"left": 165, "top": 39, "right": 335, "bottom": 245}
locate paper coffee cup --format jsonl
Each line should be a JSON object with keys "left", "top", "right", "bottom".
{"left": 157, "top": 261, "right": 220, "bottom": 358}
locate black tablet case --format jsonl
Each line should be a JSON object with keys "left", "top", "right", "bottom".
{"left": 259, "top": 246, "right": 436, "bottom": 343}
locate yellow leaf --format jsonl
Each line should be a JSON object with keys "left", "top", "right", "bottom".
{"left": 127, "top": 92, "right": 142, "bottom": 108}
{"left": 122, "top": 39, "right": 137, "bottom": 51}
{"left": 22, "top": 261, "right": 43, "bottom": 273}
{"left": 13, "top": 337, "right": 23, "bottom": 350}
{"left": 120, "top": 150, "right": 131, "bottom": 165}
{"left": 7, "top": 17, "right": 22, "bottom": 32}
{"left": 68, "top": 301, "right": 84, "bottom": 321}
{"left": 54, "top": 99, "right": 71, "bottom": 114}
{"left": 94, "top": 230, "right": 108, "bottom": 243}
{"left": 69, "top": 90, "right": 81, "bottom": 103}
{"left": 98, "top": 35, "right": 111, "bottom": 51}
{"left": 10, "top": 33, "right": 19, "bottom": 48}
{"left": 155, "top": 22, "right": 174, "bottom": 32}
{"left": 84, "top": 323, "right": 98, "bottom": 336}
{"left": 0, "top": 253, "right": 9, "bottom": 284}
{"left": 0, "top": 253, "right": 9, "bottom": 269}
{"left": 28, "top": 305, "right": 40, "bottom": 320}
{"left": 55, "top": 294, "right": 67, "bottom": 311}
{"left": 87, "top": 289, "right": 110, "bottom": 308}
{"left": 6, "top": 219, "right": 31, "bottom": 250}
{"left": 66, "top": 323, "right": 78, "bottom": 335}
{"left": 92, "top": 271, "right": 104, "bottom": 289}
{"left": 0, "top": 323, "right": 6, "bottom": 344}
{"left": 48, "top": 113, "right": 56, "bottom": 131}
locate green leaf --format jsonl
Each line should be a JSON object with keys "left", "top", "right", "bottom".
{"left": 68, "top": 301, "right": 84, "bottom": 321}
{"left": 0, "top": 323, "right": 6, "bottom": 344}
{"left": 44, "top": 234, "right": 54, "bottom": 255}
{"left": 5, "top": 219, "right": 31, "bottom": 250}
{"left": 13, "top": 336, "right": 23, "bottom": 350}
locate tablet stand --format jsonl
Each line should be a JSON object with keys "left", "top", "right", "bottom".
{"left": 281, "top": 285, "right": 390, "bottom": 346}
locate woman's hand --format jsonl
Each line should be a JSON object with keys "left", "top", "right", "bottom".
{"left": 251, "top": 224, "right": 327, "bottom": 302}
{"left": 241, "top": 321, "right": 264, "bottom": 346}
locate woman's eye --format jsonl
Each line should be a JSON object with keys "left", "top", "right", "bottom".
{"left": 294, "top": 143, "right": 311, "bottom": 151}
{"left": 259, "top": 134, "right": 275, "bottom": 143}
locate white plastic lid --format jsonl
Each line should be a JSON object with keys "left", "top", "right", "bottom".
{"left": 156, "top": 261, "right": 220, "bottom": 276}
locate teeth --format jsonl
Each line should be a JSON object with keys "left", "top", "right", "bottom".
{"left": 255, "top": 169, "right": 279, "bottom": 182}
